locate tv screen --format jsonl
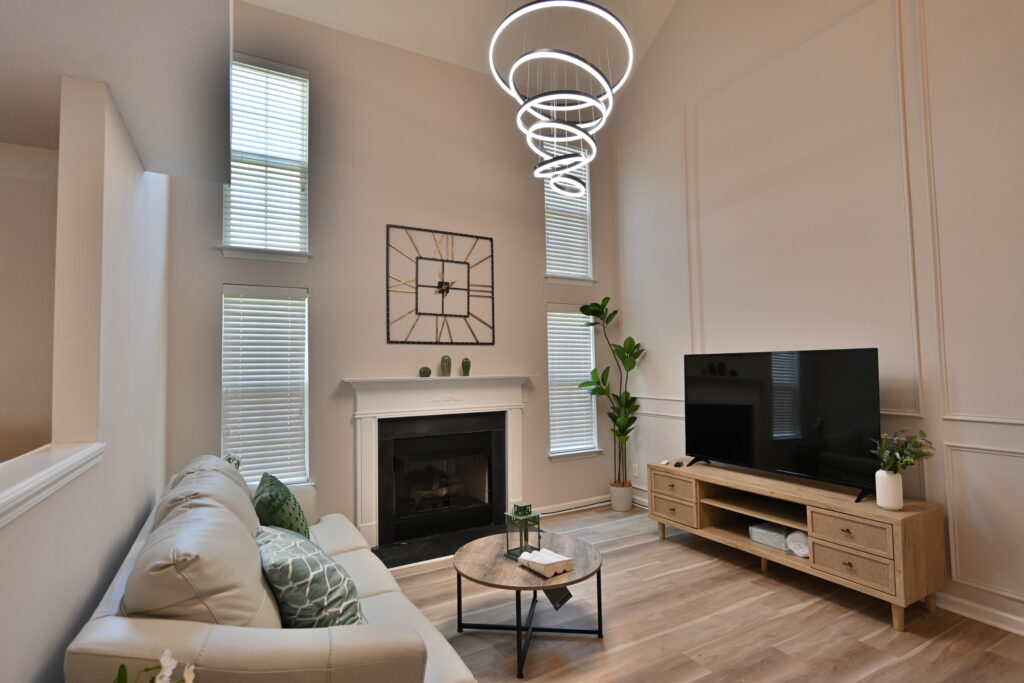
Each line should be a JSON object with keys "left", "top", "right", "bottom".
{"left": 684, "top": 348, "right": 880, "bottom": 490}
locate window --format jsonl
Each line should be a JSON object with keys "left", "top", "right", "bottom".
{"left": 546, "top": 306, "right": 598, "bottom": 456}
{"left": 224, "top": 58, "right": 310, "bottom": 254}
{"left": 544, "top": 144, "right": 592, "bottom": 279}
{"left": 771, "top": 351, "right": 801, "bottom": 439}
{"left": 221, "top": 285, "right": 309, "bottom": 484}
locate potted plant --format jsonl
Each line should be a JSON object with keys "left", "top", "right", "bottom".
{"left": 870, "top": 429, "right": 935, "bottom": 511}
{"left": 579, "top": 297, "right": 645, "bottom": 512}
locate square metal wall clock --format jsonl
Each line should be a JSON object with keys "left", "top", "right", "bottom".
{"left": 386, "top": 224, "right": 495, "bottom": 345}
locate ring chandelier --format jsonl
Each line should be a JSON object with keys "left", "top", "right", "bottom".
{"left": 489, "top": 0, "right": 633, "bottom": 197}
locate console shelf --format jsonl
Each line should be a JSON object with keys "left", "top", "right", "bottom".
{"left": 701, "top": 492, "right": 807, "bottom": 531}
{"left": 648, "top": 459, "right": 948, "bottom": 631}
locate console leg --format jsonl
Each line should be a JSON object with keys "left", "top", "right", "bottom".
{"left": 891, "top": 603, "right": 905, "bottom": 632}
{"left": 658, "top": 522, "right": 665, "bottom": 540}
{"left": 760, "top": 557, "right": 769, "bottom": 573}
{"left": 925, "top": 593, "right": 937, "bottom": 613}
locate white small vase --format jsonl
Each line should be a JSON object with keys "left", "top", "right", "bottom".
{"left": 875, "top": 470, "right": 904, "bottom": 511}
{"left": 609, "top": 484, "right": 633, "bottom": 512}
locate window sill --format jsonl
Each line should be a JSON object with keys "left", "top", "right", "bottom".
{"left": 549, "top": 448, "right": 604, "bottom": 461}
{"left": 545, "top": 275, "right": 596, "bottom": 286}
{"left": 219, "top": 246, "right": 312, "bottom": 263}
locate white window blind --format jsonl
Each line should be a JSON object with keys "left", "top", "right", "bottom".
{"left": 224, "top": 59, "right": 310, "bottom": 253}
{"left": 544, "top": 144, "right": 592, "bottom": 279}
{"left": 547, "top": 307, "right": 598, "bottom": 456}
{"left": 222, "top": 285, "right": 309, "bottom": 484}
{"left": 771, "top": 351, "right": 801, "bottom": 439}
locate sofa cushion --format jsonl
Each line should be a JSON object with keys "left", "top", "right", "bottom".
{"left": 361, "top": 592, "right": 476, "bottom": 683}
{"left": 309, "top": 513, "right": 369, "bottom": 556}
{"left": 122, "top": 501, "right": 281, "bottom": 627}
{"left": 330, "top": 548, "right": 401, "bottom": 599}
{"left": 155, "top": 468, "right": 260, "bottom": 535}
{"left": 254, "top": 472, "right": 310, "bottom": 538}
{"left": 255, "top": 526, "right": 365, "bottom": 628}
{"left": 172, "top": 454, "right": 250, "bottom": 496}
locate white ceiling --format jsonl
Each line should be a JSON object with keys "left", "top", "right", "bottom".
{"left": 243, "top": 0, "right": 678, "bottom": 75}
{"left": 0, "top": 0, "right": 231, "bottom": 181}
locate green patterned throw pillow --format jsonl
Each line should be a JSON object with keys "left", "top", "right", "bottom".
{"left": 255, "top": 526, "right": 365, "bottom": 628}
{"left": 253, "top": 472, "right": 309, "bottom": 538}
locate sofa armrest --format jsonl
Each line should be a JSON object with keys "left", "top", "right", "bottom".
{"left": 66, "top": 616, "right": 426, "bottom": 683}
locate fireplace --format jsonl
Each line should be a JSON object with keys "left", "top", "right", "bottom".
{"left": 377, "top": 411, "right": 506, "bottom": 548}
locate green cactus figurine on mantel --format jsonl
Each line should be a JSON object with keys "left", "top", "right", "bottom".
{"left": 418, "top": 366, "right": 431, "bottom": 377}
{"left": 462, "top": 357, "right": 471, "bottom": 376}
{"left": 440, "top": 355, "right": 452, "bottom": 377}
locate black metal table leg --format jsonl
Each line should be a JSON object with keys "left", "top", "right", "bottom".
{"left": 457, "top": 573, "right": 463, "bottom": 633}
{"left": 459, "top": 570, "right": 603, "bottom": 679}
{"left": 516, "top": 590, "right": 523, "bottom": 678}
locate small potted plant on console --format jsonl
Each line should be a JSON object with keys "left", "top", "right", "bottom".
{"left": 871, "top": 429, "right": 935, "bottom": 511}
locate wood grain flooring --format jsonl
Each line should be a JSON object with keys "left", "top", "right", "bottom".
{"left": 392, "top": 506, "right": 1024, "bottom": 683}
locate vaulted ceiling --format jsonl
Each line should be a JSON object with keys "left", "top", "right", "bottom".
{"left": 244, "top": 0, "right": 677, "bottom": 75}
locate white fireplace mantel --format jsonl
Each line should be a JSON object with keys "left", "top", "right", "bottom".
{"left": 343, "top": 375, "right": 530, "bottom": 547}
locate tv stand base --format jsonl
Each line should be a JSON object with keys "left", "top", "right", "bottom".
{"left": 647, "top": 461, "right": 947, "bottom": 631}
{"left": 855, "top": 488, "right": 874, "bottom": 503}
{"left": 685, "top": 457, "right": 711, "bottom": 467}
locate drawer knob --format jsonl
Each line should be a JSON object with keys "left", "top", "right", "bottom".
{"left": 668, "top": 507, "right": 676, "bottom": 513}
{"left": 842, "top": 561, "right": 854, "bottom": 568}
{"left": 840, "top": 528, "right": 852, "bottom": 534}
{"left": 667, "top": 483, "right": 675, "bottom": 488}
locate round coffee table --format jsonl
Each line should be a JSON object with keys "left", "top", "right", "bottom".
{"left": 453, "top": 533, "right": 603, "bottom": 678}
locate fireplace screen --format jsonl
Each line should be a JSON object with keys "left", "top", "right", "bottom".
{"left": 394, "top": 450, "right": 490, "bottom": 521}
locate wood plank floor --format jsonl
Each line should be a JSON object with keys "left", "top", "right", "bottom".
{"left": 392, "top": 506, "right": 1024, "bottom": 683}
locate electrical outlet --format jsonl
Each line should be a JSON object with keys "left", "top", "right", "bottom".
{"left": 631, "top": 463, "right": 640, "bottom": 478}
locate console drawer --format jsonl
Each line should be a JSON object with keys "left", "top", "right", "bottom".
{"left": 808, "top": 508, "right": 894, "bottom": 558}
{"left": 650, "top": 472, "right": 695, "bottom": 501}
{"left": 811, "top": 539, "right": 895, "bottom": 594}
{"left": 651, "top": 494, "right": 696, "bottom": 528}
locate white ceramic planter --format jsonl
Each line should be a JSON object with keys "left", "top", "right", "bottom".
{"left": 609, "top": 484, "right": 633, "bottom": 512}
{"left": 875, "top": 470, "right": 904, "bottom": 511}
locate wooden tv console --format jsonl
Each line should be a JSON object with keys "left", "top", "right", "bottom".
{"left": 647, "top": 459, "right": 947, "bottom": 631}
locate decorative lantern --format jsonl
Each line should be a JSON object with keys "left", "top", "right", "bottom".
{"left": 505, "top": 501, "right": 542, "bottom": 559}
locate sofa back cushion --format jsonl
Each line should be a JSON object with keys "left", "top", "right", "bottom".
{"left": 155, "top": 468, "right": 260, "bottom": 535}
{"left": 121, "top": 501, "right": 281, "bottom": 627}
{"left": 170, "top": 454, "right": 250, "bottom": 495}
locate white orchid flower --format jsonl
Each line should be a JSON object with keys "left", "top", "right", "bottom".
{"left": 156, "top": 649, "right": 177, "bottom": 683}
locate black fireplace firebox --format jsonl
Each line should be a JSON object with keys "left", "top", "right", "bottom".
{"left": 377, "top": 412, "right": 506, "bottom": 548}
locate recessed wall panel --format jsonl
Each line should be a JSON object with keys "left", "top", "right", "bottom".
{"left": 694, "top": 0, "right": 919, "bottom": 413}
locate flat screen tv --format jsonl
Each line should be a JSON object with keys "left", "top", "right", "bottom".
{"left": 684, "top": 348, "right": 880, "bottom": 491}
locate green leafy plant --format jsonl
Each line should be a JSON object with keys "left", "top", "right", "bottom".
{"left": 871, "top": 430, "right": 935, "bottom": 473}
{"left": 578, "top": 297, "right": 645, "bottom": 486}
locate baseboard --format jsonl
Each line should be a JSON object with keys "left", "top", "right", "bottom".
{"left": 937, "top": 592, "right": 1024, "bottom": 636}
{"left": 633, "top": 489, "right": 649, "bottom": 509}
{"left": 533, "top": 494, "right": 611, "bottom": 515}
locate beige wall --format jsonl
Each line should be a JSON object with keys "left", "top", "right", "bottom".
{"left": 615, "top": 0, "right": 1024, "bottom": 632}
{"left": 165, "top": 3, "right": 622, "bottom": 518}
{"left": 0, "top": 77, "right": 169, "bottom": 682}
{"left": 0, "top": 143, "right": 57, "bottom": 461}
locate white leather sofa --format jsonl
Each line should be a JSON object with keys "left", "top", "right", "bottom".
{"left": 66, "top": 456, "right": 475, "bottom": 683}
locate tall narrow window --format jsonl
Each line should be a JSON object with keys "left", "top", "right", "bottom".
{"left": 222, "top": 285, "right": 309, "bottom": 484}
{"left": 224, "top": 58, "right": 310, "bottom": 254}
{"left": 771, "top": 351, "right": 801, "bottom": 439}
{"left": 546, "top": 306, "right": 598, "bottom": 456}
{"left": 544, "top": 143, "right": 592, "bottom": 279}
